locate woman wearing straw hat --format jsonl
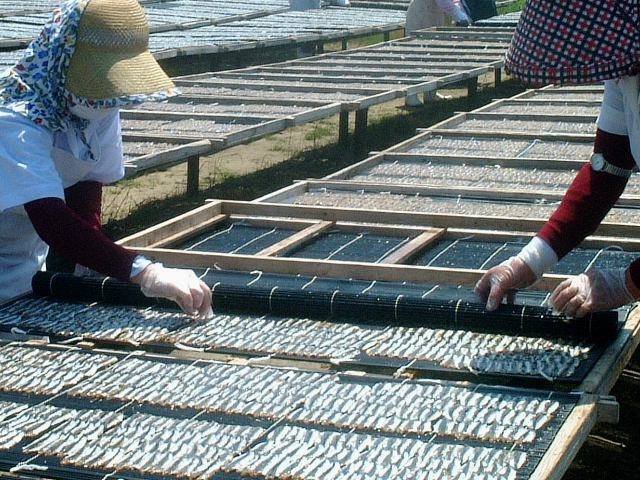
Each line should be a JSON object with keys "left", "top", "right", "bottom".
{"left": 475, "top": 1, "right": 640, "bottom": 318}
{"left": 0, "top": 0, "right": 212, "bottom": 317}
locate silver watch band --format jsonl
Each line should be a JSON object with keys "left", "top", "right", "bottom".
{"left": 590, "top": 153, "right": 634, "bottom": 178}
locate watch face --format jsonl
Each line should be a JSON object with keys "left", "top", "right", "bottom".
{"left": 591, "top": 154, "right": 605, "bottom": 171}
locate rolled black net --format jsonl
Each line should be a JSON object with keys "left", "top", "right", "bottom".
{"left": 32, "top": 270, "right": 620, "bottom": 340}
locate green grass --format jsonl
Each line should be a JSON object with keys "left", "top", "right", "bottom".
{"left": 498, "top": 0, "right": 525, "bottom": 14}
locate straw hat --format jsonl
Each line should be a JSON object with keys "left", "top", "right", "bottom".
{"left": 66, "top": 0, "right": 174, "bottom": 100}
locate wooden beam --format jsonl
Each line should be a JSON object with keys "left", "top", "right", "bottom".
{"left": 147, "top": 214, "right": 229, "bottom": 249}
{"left": 117, "top": 201, "right": 223, "bottom": 247}
{"left": 381, "top": 228, "right": 446, "bottom": 264}
{"left": 128, "top": 247, "right": 572, "bottom": 291}
{"left": 256, "top": 221, "right": 335, "bottom": 257}
{"left": 227, "top": 200, "right": 640, "bottom": 239}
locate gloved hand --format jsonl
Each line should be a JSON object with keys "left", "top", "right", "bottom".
{"left": 474, "top": 256, "right": 537, "bottom": 311}
{"left": 134, "top": 263, "right": 213, "bottom": 319}
{"left": 548, "top": 268, "right": 638, "bottom": 318}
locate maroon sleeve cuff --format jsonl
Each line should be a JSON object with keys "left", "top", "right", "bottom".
{"left": 24, "top": 197, "right": 137, "bottom": 282}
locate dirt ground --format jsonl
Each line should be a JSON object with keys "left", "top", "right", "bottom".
{"left": 102, "top": 78, "right": 640, "bottom": 479}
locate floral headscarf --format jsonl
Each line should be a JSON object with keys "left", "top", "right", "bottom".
{"left": 0, "top": 0, "right": 172, "bottom": 132}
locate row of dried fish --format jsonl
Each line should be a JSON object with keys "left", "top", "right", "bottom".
{"left": 68, "top": 355, "right": 565, "bottom": 446}
{"left": 56, "top": 412, "right": 263, "bottom": 478}
{"left": 70, "top": 357, "right": 327, "bottom": 420}
{"left": 0, "top": 296, "right": 186, "bottom": 344}
{"left": 365, "top": 328, "right": 592, "bottom": 379}
{"left": 225, "top": 425, "right": 529, "bottom": 480}
{"left": 0, "top": 400, "right": 28, "bottom": 423}
{"left": 176, "top": 85, "right": 364, "bottom": 102}
{"left": 0, "top": 404, "right": 75, "bottom": 450}
{"left": 402, "top": 136, "right": 593, "bottom": 160}
{"left": 164, "top": 312, "right": 592, "bottom": 379}
{"left": 351, "top": 162, "right": 578, "bottom": 191}
{"left": 456, "top": 118, "right": 595, "bottom": 135}
{"left": 0, "top": 344, "right": 117, "bottom": 395}
{"left": 288, "top": 379, "right": 560, "bottom": 444}
{"left": 164, "top": 312, "right": 383, "bottom": 359}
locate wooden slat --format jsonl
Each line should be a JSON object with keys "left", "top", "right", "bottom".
{"left": 425, "top": 128, "right": 594, "bottom": 143}
{"left": 256, "top": 221, "right": 336, "bottom": 257}
{"left": 380, "top": 227, "right": 446, "bottom": 264}
{"left": 148, "top": 214, "right": 229, "bottom": 249}
{"left": 123, "top": 139, "right": 215, "bottom": 176}
{"left": 130, "top": 246, "right": 572, "bottom": 291}
{"left": 117, "top": 201, "right": 223, "bottom": 247}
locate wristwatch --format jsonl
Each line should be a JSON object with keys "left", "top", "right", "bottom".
{"left": 590, "top": 153, "right": 634, "bottom": 178}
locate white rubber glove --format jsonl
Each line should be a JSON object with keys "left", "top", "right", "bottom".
{"left": 474, "top": 256, "right": 537, "bottom": 311}
{"left": 135, "top": 263, "right": 213, "bottom": 319}
{"left": 451, "top": 6, "right": 471, "bottom": 26}
{"left": 548, "top": 268, "right": 638, "bottom": 318}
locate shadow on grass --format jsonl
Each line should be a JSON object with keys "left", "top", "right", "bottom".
{"left": 104, "top": 80, "right": 526, "bottom": 240}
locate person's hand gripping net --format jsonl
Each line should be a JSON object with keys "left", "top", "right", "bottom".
{"left": 136, "top": 263, "right": 213, "bottom": 319}
{"left": 474, "top": 256, "right": 537, "bottom": 311}
{"left": 548, "top": 268, "right": 640, "bottom": 318}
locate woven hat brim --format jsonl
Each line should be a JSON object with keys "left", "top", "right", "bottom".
{"left": 66, "top": 43, "right": 174, "bottom": 101}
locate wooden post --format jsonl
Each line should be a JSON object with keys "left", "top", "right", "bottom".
{"left": 187, "top": 154, "right": 200, "bottom": 196}
{"left": 342, "top": 38, "right": 348, "bottom": 51}
{"left": 467, "top": 77, "right": 478, "bottom": 97}
{"left": 354, "top": 108, "right": 369, "bottom": 154}
{"left": 339, "top": 110, "right": 350, "bottom": 146}
{"left": 494, "top": 68, "right": 502, "bottom": 86}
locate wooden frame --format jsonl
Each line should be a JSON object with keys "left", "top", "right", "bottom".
{"left": 118, "top": 200, "right": 640, "bottom": 292}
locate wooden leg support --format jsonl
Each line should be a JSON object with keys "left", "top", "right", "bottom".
{"left": 187, "top": 154, "right": 200, "bottom": 196}
{"left": 467, "top": 77, "right": 478, "bottom": 97}
{"left": 339, "top": 111, "right": 350, "bottom": 146}
{"left": 494, "top": 68, "right": 502, "bottom": 86}
{"left": 354, "top": 108, "right": 369, "bottom": 154}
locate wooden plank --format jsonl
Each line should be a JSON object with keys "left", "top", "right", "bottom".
{"left": 323, "top": 153, "right": 587, "bottom": 181}
{"left": 529, "top": 395, "right": 599, "bottom": 480}
{"left": 148, "top": 214, "right": 229, "bottom": 249}
{"left": 464, "top": 111, "right": 598, "bottom": 123}
{"left": 380, "top": 228, "right": 446, "bottom": 264}
{"left": 243, "top": 199, "right": 640, "bottom": 239}
{"left": 425, "top": 128, "right": 594, "bottom": 143}
{"left": 301, "top": 179, "right": 569, "bottom": 203}
{"left": 124, "top": 139, "right": 215, "bottom": 176}
{"left": 302, "top": 178, "right": 640, "bottom": 207}
{"left": 578, "top": 309, "right": 640, "bottom": 395}
{"left": 214, "top": 71, "right": 444, "bottom": 85}
{"left": 255, "top": 221, "right": 336, "bottom": 257}
{"left": 128, "top": 246, "right": 573, "bottom": 291}
{"left": 121, "top": 110, "right": 280, "bottom": 123}
{"left": 117, "top": 201, "right": 223, "bottom": 247}
{"left": 173, "top": 77, "right": 390, "bottom": 95}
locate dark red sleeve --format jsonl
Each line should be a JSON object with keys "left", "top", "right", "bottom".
{"left": 538, "top": 129, "right": 635, "bottom": 259}
{"left": 24, "top": 195, "right": 137, "bottom": 282}
{"left": 64, "top": 181, "right": 102, "bottom": 231}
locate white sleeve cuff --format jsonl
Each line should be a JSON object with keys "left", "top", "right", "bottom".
{"left": 130, "top": 255, "right": 153, "bottom": 279}
{"left": 516, "top": 236, "right": 558, "bottom": 279}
